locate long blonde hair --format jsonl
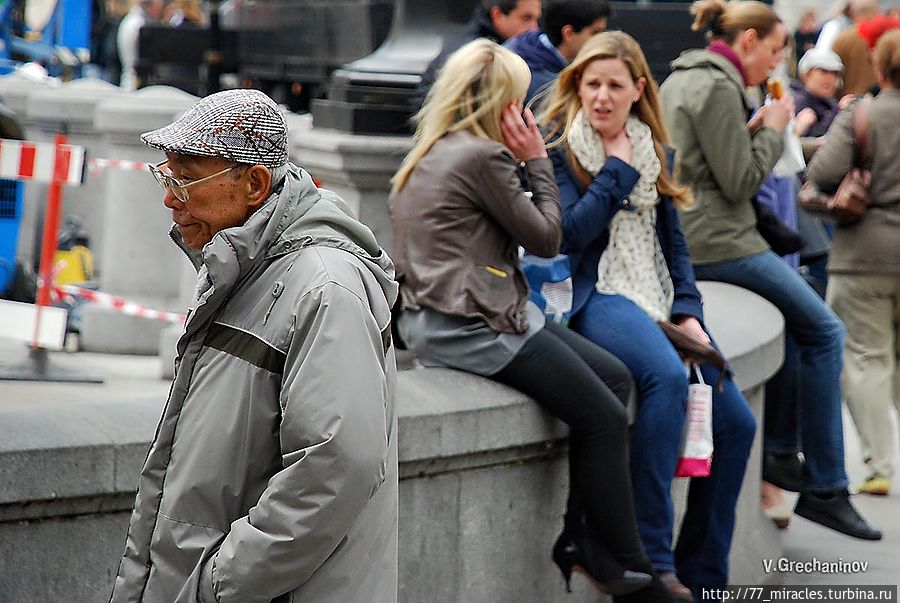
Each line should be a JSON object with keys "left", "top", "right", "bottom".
{"left": 537, "top": 31, "right": 692, "bottom": 209}
{"left": 391, "top": 38, "right": 531, "bottom": 192}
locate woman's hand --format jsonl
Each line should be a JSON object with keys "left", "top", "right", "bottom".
{"left": 762, "top": 95, "right": 795, "bottom": 133}
{"left": 501, "top": 104, "right": 547, "bottom": 162}
{"left": 838, "top": 94, "right": 857, "bottom": 110}
{"left": 602, "top": 128, "right": 632, "bottom": 164}
{"left": 794, "top": 107, "right": 817, "bottom": 136}
{"left": 677, "top": 316, "right": 710, "bottom": 344}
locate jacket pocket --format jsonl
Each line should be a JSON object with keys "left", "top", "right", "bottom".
{"left": 144, "top": 514, "right": 226, "bottom": 602}
{"left": 462, "top": 264, "right": 519, "bottom": 323}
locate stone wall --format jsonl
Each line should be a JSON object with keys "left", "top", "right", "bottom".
{"left": 0, "top": 282, "right": 785, "bottom": 602}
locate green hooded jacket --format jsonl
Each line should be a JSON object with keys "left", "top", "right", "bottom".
{"left": 659, "top": 49, "right": 785, "bottom": 264}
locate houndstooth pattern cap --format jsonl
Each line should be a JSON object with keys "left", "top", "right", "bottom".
{"left": 141, "top": 89, "right": 288, "bottom": 168}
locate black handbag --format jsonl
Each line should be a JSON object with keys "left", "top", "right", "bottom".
{"left": 752, "top": 197, "right": 805, "bottom": 256}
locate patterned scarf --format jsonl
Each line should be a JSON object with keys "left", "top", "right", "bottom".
{"left": 568, "top": 110, "right": 674, "bottom": 322}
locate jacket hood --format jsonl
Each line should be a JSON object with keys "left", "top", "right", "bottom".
{"left": 670, "top": 48, "right": 744, "bottom": 89}
{"left": 505, "top": 31, "right": 566, "bottom": 73}
{"left": 171, "top": 162, "right": 396, "bottom": 303}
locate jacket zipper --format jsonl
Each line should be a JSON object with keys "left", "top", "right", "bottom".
{"left": 480, "top": 265, "right": 508, "bottom": 278}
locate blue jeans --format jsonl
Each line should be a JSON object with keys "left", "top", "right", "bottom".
{"left": 571, "top": 293, "right": 755, "bottom": 594}
{"left": 694, "top": 251, "right": 848, "bottom": 493}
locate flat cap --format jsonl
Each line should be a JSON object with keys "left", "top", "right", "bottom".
{"left": 141, "top": 89, "right": 288, "bottom": 168}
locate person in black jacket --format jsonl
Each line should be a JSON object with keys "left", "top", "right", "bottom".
{"left": 414, "top": 0, "right": 541, "bottom": 110}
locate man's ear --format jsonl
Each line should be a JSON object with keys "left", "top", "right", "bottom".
{"left": 490, "top": 5, "right": 503, "bottom": 28}
{"left": 245, "top": 165, "right": 272, "bottom": 209}
{"left": 560, "top": 24, "right": 576, "bottom": 44}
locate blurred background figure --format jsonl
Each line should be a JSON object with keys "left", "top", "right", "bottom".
{"left": 794, "top": 47, "right": 849, "bottom": 159}
{"left": 504, "top": 0, "right": 610, "bottom": 106}
{"left": 89, "top": 0, "right": 130, "bottom": 83}
{"left": 807, "top": 29, "right": 900, "bottom": 498}
{"left": 793, "top": 8, "right": 821, "bottom": 69}
{"left": 164, "top": 0, "right": 202, "bottom": 27}
{"left": 831, "top": 0, "right": 881, "bottom": 96}
{"left": 117, "top": 0, "right": 165, "bottom": 90}
{"left": 816, "top": 1, "right": 852, "bottom": 53}
{"left": 414, "top": 0, "right": 542, "bottom": 109}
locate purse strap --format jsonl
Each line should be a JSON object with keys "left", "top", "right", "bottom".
{"left": 852, "top": 99, "right": 872, "bottom": 167}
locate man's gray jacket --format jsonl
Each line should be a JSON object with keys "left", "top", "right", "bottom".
{"left": 109, "top": 164, "right": 399, "bottom": 603}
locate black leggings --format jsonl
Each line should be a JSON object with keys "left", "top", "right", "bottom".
{"left": 493, "top": 321, "right": 649, "bottom": 570}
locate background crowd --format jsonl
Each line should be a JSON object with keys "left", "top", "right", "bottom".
{"left": 392, "top": 1, "right": 900, "bottom": 602}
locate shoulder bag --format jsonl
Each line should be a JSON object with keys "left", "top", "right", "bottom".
{"left": 797, "top": 100, "right": 872, "bottom": 226}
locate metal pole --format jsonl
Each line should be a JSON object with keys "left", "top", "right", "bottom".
{"left": 31, "top": 133, "right": 69, "bottom": 349}
{"left": 205, "top": 0, "right": 222, "bottom": 95}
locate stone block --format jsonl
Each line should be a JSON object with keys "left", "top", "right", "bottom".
{"left": 0, "top": 511, "right": 132, "bottom": 603}
{"left": 79, "top": 304, "right": 172, "bottom": 355}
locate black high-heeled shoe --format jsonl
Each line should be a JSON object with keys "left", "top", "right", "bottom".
{"left": 552, "top": 530, "right": 652, "bottom": 596}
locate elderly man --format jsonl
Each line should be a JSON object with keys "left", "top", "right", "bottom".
{"left": 109, "top": 89, "right": 399, "bottom": 603}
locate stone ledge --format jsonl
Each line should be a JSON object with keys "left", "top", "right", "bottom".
{"left": 0, "top": 282, "right": 783, "bottom": 517}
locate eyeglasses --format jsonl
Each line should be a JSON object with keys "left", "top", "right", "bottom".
{"left": 149, "top": 160, "right": 237, "bottom": 203}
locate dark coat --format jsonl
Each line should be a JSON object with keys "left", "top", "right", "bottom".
{"left": 549, "top": 145, "right": 704, "bottom": 322}
{"left": 793, "top": 85, "right": 841, "bottom": 139}
{"left": 504, "top": 30, "right": 567, "bottom": 105}
{"left": 413, "top": 9, "right": 502, "bottom": 110}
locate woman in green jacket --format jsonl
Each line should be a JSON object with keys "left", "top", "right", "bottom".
{"left": 659, "top": 0, "right": 880, "bottom": 541}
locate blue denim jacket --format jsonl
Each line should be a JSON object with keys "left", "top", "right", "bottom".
{"left": 549, "top": 146, "right": 704, "bottom": 322}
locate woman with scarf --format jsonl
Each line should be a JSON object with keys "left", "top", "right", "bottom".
{"left": 538, "top": 31, "right": 754, "bottom": 602}
{"left": 390, "top": 39, "right": 654, "bottom": 597}
{"left": 659, "top": 0, "right": 880, "bottom": 545}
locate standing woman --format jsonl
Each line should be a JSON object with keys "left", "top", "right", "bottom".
{"left": 390, "top": 39, "right": 654, "bottom": 596}
{"left": 807, "top": 30, "right": 900, "bottom": 496}
{"left": 659, "top": 0, "right": 880, "bottom": 540}
{"left": 538, "top": 31, "right": 755, "bottom": 601}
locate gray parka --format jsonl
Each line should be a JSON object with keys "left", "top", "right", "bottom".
{"left": 109, "top": 164, "right": 399, "bottom": 603}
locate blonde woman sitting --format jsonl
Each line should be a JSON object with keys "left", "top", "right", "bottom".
{"left": 390, "top": 38, "right": 654, "bottom": 596}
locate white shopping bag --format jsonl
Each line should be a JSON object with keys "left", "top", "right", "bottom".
{"left": 675, "top": 364, "right": 713, "bottom": 478}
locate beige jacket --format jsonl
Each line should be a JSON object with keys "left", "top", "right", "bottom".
{"left": 807, "top": 90, "right": 900, "bottom": 275}
{"left": 390, "top": 130, "right": 562, "bottom": 334}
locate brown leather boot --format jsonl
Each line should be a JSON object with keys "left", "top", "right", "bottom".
{"left": 658, "top": 572, "right": 693, "bottom": 603}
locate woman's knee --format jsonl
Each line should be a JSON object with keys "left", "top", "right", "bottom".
{"left": 573, "top": 394, "right": 630, "bottom": 440}
{"left": 716, "top": 386, "right": 757, "bottom": 453}
{"left": 641, "top": 360, "right": 690, "bottom": 407}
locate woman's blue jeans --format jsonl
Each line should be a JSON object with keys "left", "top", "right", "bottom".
{"left": 571, "top": 293, "right": 755, "bottom": 594}
{"left": 693, "top": 250, "right": 849, "bottom": 493}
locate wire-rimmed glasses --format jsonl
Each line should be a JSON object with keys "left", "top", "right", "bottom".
{"left": 149, "top": 160, "right": 236, "bottom": 202}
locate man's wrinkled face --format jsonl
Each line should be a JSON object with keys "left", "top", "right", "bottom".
{"left": 492, "top": 0, "right": 541, "bottom": 40}
{"left": 160, "top": 154, "right": 250, "bottom": 249}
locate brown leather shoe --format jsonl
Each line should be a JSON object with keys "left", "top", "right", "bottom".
{"left": 658, "top": 572, "right": 693, "bottom": 603}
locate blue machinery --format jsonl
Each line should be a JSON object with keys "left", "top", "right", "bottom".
{"left": 0, "top": 0, "right": 91, "bottom": 76}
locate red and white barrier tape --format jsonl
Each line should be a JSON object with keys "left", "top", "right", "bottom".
{"left": 0, "top": 138, "right": 86, "bottom": 184}
{"left": 54, "top": 284, "right": 186, "bottom": 324}
{"left": 87, "top": 158, "right": 151, "bottom": 176}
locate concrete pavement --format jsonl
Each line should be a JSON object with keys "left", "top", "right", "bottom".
{"left": 773, "top": 409, "right": 900, "bottom": 588}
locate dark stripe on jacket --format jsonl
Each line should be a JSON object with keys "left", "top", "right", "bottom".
{"left": 204, "top": 322, "right": 286, "bottom": 375}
